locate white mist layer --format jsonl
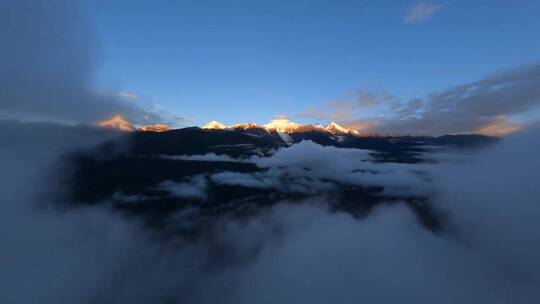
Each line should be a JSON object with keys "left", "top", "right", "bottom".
{"left": 173, "top": 141, "right": 429, "bottom": 196}
{"left": 1, "top": 122, "right": 540, "bottom": 303}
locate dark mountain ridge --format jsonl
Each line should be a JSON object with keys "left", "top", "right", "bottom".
{"left": 64, "top": 124, "right": 496, "bottom": 236}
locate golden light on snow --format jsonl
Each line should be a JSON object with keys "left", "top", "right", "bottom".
{"left": 98, "top": 115, "right": 170, "bottom": 132}
{"left": 202, "top": 120, "right": 227, "bottom": 129}
{"left": 99, "top": 115, "right": 135, "bottom": 132}
{"left": 138, "top": 124, "right": 171, "bottom": 132}
{"left": 262, "top": 119, "right": 301, "bottom": 132}
{"left": 475, "top": 119, "right": 522, "bottom": 137}
{"left": 202, "top": 119, "right": 360, "bottom": 135}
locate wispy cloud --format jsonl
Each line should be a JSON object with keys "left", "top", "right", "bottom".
{"left": 301, "top": 63, "right": 540, "bottom": 136}
{"left": 403, "top": 2, "right": 442, "bottom": 24}
{"left": 118, "top": 92, "right": 139, "bottom": 100}
{"left": 299, "top": 89, "right": 397, "bottom": 123}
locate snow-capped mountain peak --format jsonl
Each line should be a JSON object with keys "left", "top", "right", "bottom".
{"left": 98, "top": 115, "right": 170, "bottom": 132}
{"left": 262, "top": 119, "right": 301, "bottom": 132}
{"left": 99, "top": 115, "right": 135, "bottom": 131}
{"left": 326, "top": 121, "right": 360, "bottom": 135}
{"left": 201, "top": 119, "right": 359, "bottom": 135}
{"left": 202, "top": 120, "right": 227, "bottom": 129}
{"left": 232, "top": 123, "right": 261, "bottom": 129}
{"left": 326, "top": 121, "right": 347, "bottom": 133}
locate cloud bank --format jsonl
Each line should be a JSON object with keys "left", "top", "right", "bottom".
{"left": 1, "top": 1, "right": 539, "bottom": 302}
{"left": 0, "top": 0, "right": 164, "bottom": 125}
{"left": 169, "top": 141, "right": 428, "bottom": 197}
{"left": 403, "top": 1, "right": 442, "bottom": 24}
{"left": 303, "top": 64, "right": 540, "bottom": 136}
{"left": 157, "top": 176, "right": 208, "bottom": 199}
{"left": 1, "top": 121, "right": 540, "bottom": 303}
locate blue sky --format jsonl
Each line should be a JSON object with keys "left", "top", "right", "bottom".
{"left": 91, "top": 0, "right": 540, "bottom": 127}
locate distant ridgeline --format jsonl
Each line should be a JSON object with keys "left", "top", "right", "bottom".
{"left": 67, "top": 121, "right": 497, "bottom": 237}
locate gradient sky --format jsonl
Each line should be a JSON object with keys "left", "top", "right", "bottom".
{"left": 90, "top": 0, "right": 540, "bottom": 126}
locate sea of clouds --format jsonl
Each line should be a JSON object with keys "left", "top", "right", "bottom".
{"left": 1, "top": 121, "right": 539, "bottom": 304}
{"left": 2, "top": 0, "right": 539, "bottom": 302}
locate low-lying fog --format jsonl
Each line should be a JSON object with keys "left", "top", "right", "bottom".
{"left": 1, "top": 122, "right": 539, "bottom": 304}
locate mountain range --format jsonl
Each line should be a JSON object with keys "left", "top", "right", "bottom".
{"left": 63, "top": 118, "right": 498, "bottom": 237}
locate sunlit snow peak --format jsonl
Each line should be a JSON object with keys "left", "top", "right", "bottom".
{"left": 201, "top": 119, "right": 359, "bottom": 135}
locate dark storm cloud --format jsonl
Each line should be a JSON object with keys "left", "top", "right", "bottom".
{"left": 0, "top": 0, "right": 163, "bottom": 124}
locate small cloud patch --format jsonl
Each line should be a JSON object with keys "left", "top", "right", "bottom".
{"left": 403, "top": 2, "right": 442, "bottom": 24}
